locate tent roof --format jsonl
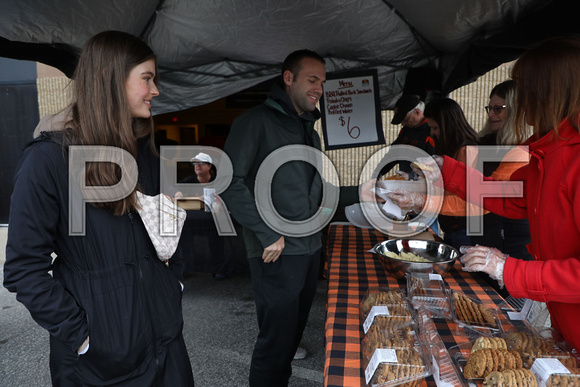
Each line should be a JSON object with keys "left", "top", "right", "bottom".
{"left": 0, "top": 0, "right": 578, "bottom": 115}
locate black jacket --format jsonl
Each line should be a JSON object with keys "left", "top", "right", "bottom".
{"left": 3, "top": 133, "right": 190, "bottom": 385}
{"left": 222, "top": 83, "right": 357, "bottom": 257}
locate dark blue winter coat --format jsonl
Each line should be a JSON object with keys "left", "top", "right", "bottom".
{"left": 3, "top": 132, "right": 193, "bottom": 386}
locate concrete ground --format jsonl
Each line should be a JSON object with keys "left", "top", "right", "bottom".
{"left": 0, "top": 266, "right": 326, "bottom": 386}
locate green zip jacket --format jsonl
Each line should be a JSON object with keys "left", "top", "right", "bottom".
{"left": 222, "top": 84, "right": 357, "bottom": 258}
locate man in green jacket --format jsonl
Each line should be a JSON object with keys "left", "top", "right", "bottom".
{"left": 222, "top": 50, "right": 355, "bottom": 386}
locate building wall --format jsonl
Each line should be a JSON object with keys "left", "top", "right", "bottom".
{"left": 36, "top": 63, "right": 72, "bottom": 117}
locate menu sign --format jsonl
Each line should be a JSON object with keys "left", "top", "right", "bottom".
{"left": 320, "top": 69, "right": 385, "bottom": 150}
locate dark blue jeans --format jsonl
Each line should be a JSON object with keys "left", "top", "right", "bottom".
{"left": 248, "top": 250, "right": 320, "bottom": 387}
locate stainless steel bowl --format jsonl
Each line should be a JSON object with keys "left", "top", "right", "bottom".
{"left": 371, "top": 239, "right": 459, "bottom": 279}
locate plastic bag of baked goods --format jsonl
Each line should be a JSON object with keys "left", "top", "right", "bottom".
{"left": 530, "top": 357, "right": 580, "bottom": 387}
{"left": 406, "top": 272, "right": 452, "bottom": 319}
{"left": 362, "top": 322, "right": 432, "bottom": 387}
{"left": 449, "top": 291, "right": 502, "bottom": 333}
{"left": 504, "top": 329, "right": 578, "bottom": 369}
{"left": 361, "top": 288, "right": 413, "bottom": 334}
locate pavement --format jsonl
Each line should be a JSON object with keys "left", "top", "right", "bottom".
{"left": 0, "top": 266, "right": 326, "bottom": 386}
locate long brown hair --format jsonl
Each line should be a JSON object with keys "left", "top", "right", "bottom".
{"left": 512, "top": 36, "right": 580, "bottom": 138}
{"left": 64, "top": 31, "right": 158, "bottom": 215}
{"left": 424, "top": 98, "right": 478, "bottom": 158}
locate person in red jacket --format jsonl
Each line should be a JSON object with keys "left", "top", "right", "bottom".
{"left": 417, "top": 36, "right": 580, "bottom": 351}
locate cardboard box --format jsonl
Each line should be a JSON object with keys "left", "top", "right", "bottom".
{"left": 176, "top": 196, "right": 204, "bottom": 211}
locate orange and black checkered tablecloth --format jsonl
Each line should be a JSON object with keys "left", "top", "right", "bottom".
{"left": 323, "top": 224, "right": 508, "bottom": 387}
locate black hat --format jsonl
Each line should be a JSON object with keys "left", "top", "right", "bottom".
{"left": 391, "top": 95, "right": 422, "bottom": 125}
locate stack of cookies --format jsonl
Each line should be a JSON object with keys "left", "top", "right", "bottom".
{"left": 453, "top": 292, "right": 497, "bottom": 327}
{"left": 362, "top": 291, "right": 427, "bottom": 387}
{"left": 504, "top": 332, "right": 578, "bottom": 369}
{"left": 408, "top": 276, "right": 429, "bottom": 296}
{"left": 483, "top": 369, "right": 537, "bottom": 387}
{"left": 546, "top": 373, "right": 580, "bottom": 387}
{"left": 372, "top": 360, "right": 426, "bottom": 387}
{"left": 364, "top": 324, "right": 426, "bottom": 387}
{"left": 366, "top": 324, "right": 415, "bottom": 356}
{"left": 367, "top": 311, "right": 413, "bottom": 332}
{"left": 472, "top": 336, "right": 508, "bottom": 351}
{"left": 361, "top": 290, "right": 406, "bottom": 316}
{"left": 463, "top": 346, "right": 524, "bottom": 378}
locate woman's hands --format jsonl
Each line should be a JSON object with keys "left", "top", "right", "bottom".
{"left": 410, "top": 155, "right": 444, "bottom": 181}
{"left": 460, "top": 245, "right": 508, "bottom": 287}
{"left": 78, "top": 336, "right": 90, "bottom": 355}
{"left": 387, "top": 190, "right": 424, "bottom": 213}
{"left": 360, "top": 178, "right": 385, "bottom": 203}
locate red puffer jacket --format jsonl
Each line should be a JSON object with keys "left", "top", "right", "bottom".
{"left": 442, "top": 117, "right": 580, "bottom": 352}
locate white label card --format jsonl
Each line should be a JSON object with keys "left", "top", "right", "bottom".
{"left": 531, "top": 358, "right": 570, "bottom": 387}
{"left": 363, "top": 305, "right": 390, "bottom": 333}
{"left": 365, "top": 348, "right": 398, "bottom": 384}
{"left": 429, "top": 273, "right": 443, "bottom": 281}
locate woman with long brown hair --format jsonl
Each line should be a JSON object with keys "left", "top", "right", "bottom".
{"left": 389, "top": 97, "right": 482, "bottom": 249}
{"left": 3, "top": 31, "right": 194, "bottom": 386}
{"left": 425, "top": 98, "right": 482, "bottom": 248}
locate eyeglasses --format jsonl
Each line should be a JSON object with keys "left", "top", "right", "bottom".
{"left": 485, "top": 105, "right": 507, "bottom": 114}
{"left": 193, "top": 162, "right": 209, "bottom": 166}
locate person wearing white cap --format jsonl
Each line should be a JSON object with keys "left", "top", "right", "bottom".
{"left": 378, "top": 94, "right": 436, "bottom": 177}
{"left": 175, "top": 152, "right": 229, "bottom": 279}
{"left": 173, "top": 152, "right": 215, "bottom": 197}
{"left": 186, "top": 152, "right": 215, "bottom": 184}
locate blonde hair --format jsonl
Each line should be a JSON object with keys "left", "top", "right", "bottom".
{"left": 512, "top": 36, "right": 580, "bottom": 138}
{"left": 478, "top": 80, "right": 532, "bottom": 145}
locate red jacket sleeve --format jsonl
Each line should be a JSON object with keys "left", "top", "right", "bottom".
{"left": 504, "top": 143, "right": 580, "bottom": 304}
{"left": 504, "top": 256, "right": 580, "bottom": 303}
{"left": 441, "top": 155, "right": 528, "bottom": 219}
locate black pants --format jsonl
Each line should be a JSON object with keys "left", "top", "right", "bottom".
{"left": 248, "top": 250, "right": 321, "bottom": 387}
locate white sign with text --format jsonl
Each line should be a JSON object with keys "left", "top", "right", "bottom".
{"left": 321, "top": 70, "right": 384, "bottom": 150}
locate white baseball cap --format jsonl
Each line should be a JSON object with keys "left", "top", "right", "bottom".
{"left": 190, "top": 152, "right": 213, "bottom": 164}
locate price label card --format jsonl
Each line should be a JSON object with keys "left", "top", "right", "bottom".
{"left": 363, "top": 305, "right": 390, "bottom": 333}
{"left": 365, "top": 348, "right": 398, "bottom": 384}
